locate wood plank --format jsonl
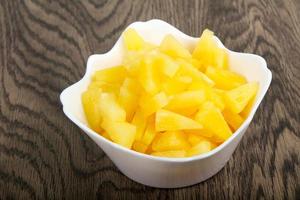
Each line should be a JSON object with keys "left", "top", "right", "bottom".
{"left": 0, "top": 0, "right": 299, "bottom": 199}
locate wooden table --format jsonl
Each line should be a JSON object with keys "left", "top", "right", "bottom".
{"left": 0, "top": 0, "right": 299, "bottom": 199}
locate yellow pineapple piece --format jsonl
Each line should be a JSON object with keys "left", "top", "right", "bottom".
{"left": 193, "top": 29, "right": 214, "bottom": 60}
{"left": 192, "top": 29, "right": 229, "bottom": 69}
{"left": 213, "top": 88, "right": 226, "bottom": 100}
{"left": 195, "top": 102, "right": 232, "bottom": 142}
{"left": 155, "top": 53, "right": 180, "bottom": 77}
{"left": 162, "top": 75, "right": 192, "bottom": 95}
{"left": 140, "top": 92, "right": 169, "bottom": 117}
{"left": 87, "top": 81, "right": 102, "bottom": 90}
{"left": 101, "top": 120, "right": 136, "bottom": 148}
{"left": 92, "top": 66, "right": 126, "bottom": 84}
{"left": 188, "top": 83, "right": 225, "bottom": 110}
{"left": 186, "top": 132, "right": 211, "bottom": 146}
{"left": 240, "top": 96, "right": 256, "bottom": 118}
{"left": 211, "top": 143, "right": 218, "bottom": 149}
{"left": 119, "top": 78, "right": 141, "bottom": 121}
{"left": 159, "top": 34, "right": 192, "bottom": 59}
{"left": 214, "top": 48, "right": 229, "bottom": 69}
{"left": 133, "top": 117, "right": 157, "bottom": 153}
{"left": 185, "top": 129, "right": 213, "bottom": 139}
{"left": 186, "top": 141, "right": 212, "bottom": 157}
{"left": 185, "top": 58, "right": 205, "bottom": 72}
{"left": 151, "top": 131, "right": 190, "bottom": 151}
{"left": 138, "top": 56, "right": 161, "bottom": 95}
{"left": 222, "top": 109, "right": 244, "bottom": 131}
{"left": 224, "top": 82, "right": 259, "bottom": 113}
{"left": 132, "top": 141, "right": 148, "bottom": 153}
{"left": 145, "top": 143, "right": 154, "bottom": 154}
{"left": 123, "top": 28, "right": 144, "bottom": 51}
{"left": 88, "top": 81, "right": 120, "bottom": 95}
{"left": 81, "top": 88, "right": 103, "bottom": 133}
{"left": 131, "top": 110, "right": 147, "bottom": 141}
{"left": 206, "top": 89, "right": 225, "bottom": 111}
{"left": 155, "top": 109, "right": 202, "bottom": 131}
{"left": 98, "top": 93, "right": 126, "bottom": 121}
{"left": 205, "top": 66, "right": 247, "bottom": 90}
{"left": 123, "top": 46, "right": 159, "bottom": 77}
{"left": 140, "top": 118, "right": 156, "bottom": 146}
{"left": 173, "top": 107, "right": 199, "bottom": 117}
{"left": 151, "top": 150, "right": 186, "bottom": 158}
{"left": 123, "top": 51, "right": 144, "bottom": 76}
{"left": 187, "top": 79, "right": 209, "bottom": 92}
{"left": 177, "top": 59, "right": 214, "bottom": 86}
{"left": 165, "top": 90, "right": 206, "bottom": 111}
{"left": 101, "top": 132, "right": 111, "bottom": 140}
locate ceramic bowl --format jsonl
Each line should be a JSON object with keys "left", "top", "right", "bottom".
{"left": 60, "top": 19, "right": 272, "bottom": 188}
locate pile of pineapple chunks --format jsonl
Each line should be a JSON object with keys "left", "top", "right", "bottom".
{"left": 82, "top": 28, "right": 258, "bottom": 158}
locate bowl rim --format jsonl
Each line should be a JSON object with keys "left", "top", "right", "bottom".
{"left": 60, "top": 19, "right": 272, "bottom": 163}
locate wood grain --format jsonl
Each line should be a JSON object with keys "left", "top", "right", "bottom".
{"left": 0, "top": 0, "right": 299, "bottom": 199}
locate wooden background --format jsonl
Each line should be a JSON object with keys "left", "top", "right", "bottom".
{"left": 0, "top": 0, "right": 299, "bottom": 199}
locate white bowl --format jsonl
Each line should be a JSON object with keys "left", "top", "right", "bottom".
{"left": 60, "top": 19, "right": 272, "bottom": 188}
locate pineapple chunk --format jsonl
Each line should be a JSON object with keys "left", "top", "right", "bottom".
{"left": 138, "top": 56, "right": 161, "bottom": 94}
{"left": 123, "top": 47, "right": 158, "bottom": 76}
{"left": 222, "top": 109, "right": 244, "bottom": 131}
{"left": 101, "top": 132, "right": 111, "bottom": 140}
{"left": 87, "top": 81, "right": 102, "bottom": 90}
{"left": 214, "top": 48, "right": 229, "bottom": 69}
{"left": 140, "top": 92, "right": 169, "bottom": 117}
{"left": 123, "top": 28, "right": 144, "bottom": 51}
{"left": 224, "top": 82, "right": 259, "bottom": 113}
{"left": 155, "top": 109, "right": 202, "bottom": 131}
{"left": 185, "top": 129, "right": 213, "bottom": 139}
{"left": 151, "top": 150, "right": 186, "bottom": 158}
{"left": 131, "top": 110, "right": 147, "bottom": 140}
{"left": 119, "top": 78, "right": 141, "bottom": 121}
{"left": 186, "top": 141, "right": 212, "bottom": 157}
{"left": 123, "top": 51, "right": 144, "bottom": 76}
{"left": 177, "top": 59, "right": 214, "bottom": 86}
{"left": 133, "top": 117, "right": 157, "bottom": 153}
{"left": 81, "top": 88, "right": 103, "bottom": 133}
{"left": 152, "top": 131, "right": 190, "bottom": 151}
{"left": 92, "top": 66, "right": 126, "bottom": 84}
{"left": 99, "top": 93, "right": 126, "bottom": 121}
{"left": 188, "top": 83, "right": 225, "bottom": 110}
{"left": 195, "top": 102, "right": 232, "bottom": 142}
{"left": 102, "top": 120, "right": 136, "bottom": 148}
{"left": 193, "top": 29, "right": 214, "bottom": 61}
{"left": 165, "top": 90, "right": 206, "bottom": 111}
{"left": 140, "top": 118, "right": 156, "bottom": 146}
{"left": 162, "top": 76, "right": 192, "bottom": 95}
{"left": 132, "top": 141, "right": 148, "bottom": 153}
{"left": 88, "top": 81, "right": 120, "bottom": 95}
{"left": 187, "top": 79, "right": 209, "bottom": 91}
{"left": 192, "top": 29, "right": 228, "bottom": 69}
{"left": 173, "top": 107, "right": 199, "bottom": 117}
{"left": 186, "top": 132, "right": 211, "bottom": 146}
{"left": 240, "top": 96, "right": 256, "bottom": 118}
{"left": 185, "top": 58, "right": 205, "bottom": 72}
{"left": 205, "top": 66, "right": 247, "bottom": 90}
{"left": 159, "top": 35, "right": 192, "bottom": 59}
{"left": 207, "top": 89, "right": 225, "bottom": 111}
{"left": 155, "top": 53, "right": 180, "bottom": 77}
